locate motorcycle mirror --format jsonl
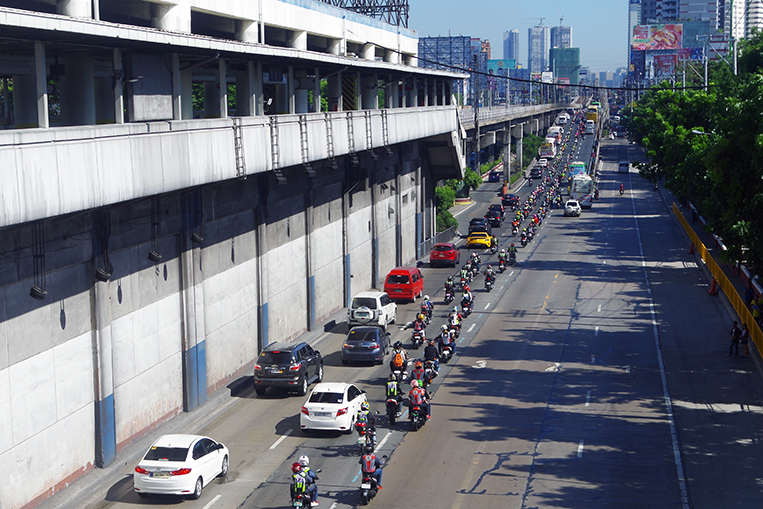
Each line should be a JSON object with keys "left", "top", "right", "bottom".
{"left": 315, "top": 468, "right": 323, "bottom": 473}
{"left": 382, "top": 455, "right": 388, "bottom": 459}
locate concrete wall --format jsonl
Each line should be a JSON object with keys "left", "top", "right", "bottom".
{"left": 0, "top": 139, "right": 436, "bottom": 509}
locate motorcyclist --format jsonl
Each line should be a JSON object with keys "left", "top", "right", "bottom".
{"left": 620, "top": 183, "right": 624, "bottom": 195}
{"left": 297, "top": 455, "right": 319, "bottom": 504}
{"left": 461, "top": 285, "right": 473, "bottom": 311}
{"left": 412, "top": 314, "right": 426, "bottom": 342}
{"left": 356, "top": 401, "right": 376, "bottom": 444}
{"left": 472, "top": 252, "right": 481, "bottom": 265}
{"left": 459, "top": 264, "right": 469, "bottom": 283}
{"left": 291, "top": 463, "right": 317, "bottom": 505}
{"left": 410, "top": 360, "right": 429, "bottom": 389}
{"left": 498, "top": 249, "right": 508, "bottom": 264}
{"left": 423, "top": 339, "right": 440, "bottom": 371}
{"left": 444, "top": 276, "right": 455, "bottom": 294}
{"left": 359, "top": 445, "right": 384, "bottom": 489}
{"left": 441, "top": 325, "right": 456, "bottom": 356}
{"left": 449, "top": 307, "right": 462, "bottom": 332}
{"left": 484, "top": 264, "right": 496, "bottom": 284}
{"left": 421, "top": 295, "right": 433, "bottom": 319}
{"left": 408, "top": 379, "right": 430, "bottom": 419}
{"left": 508, "top": 243, "right": 517, "bottom": 262}
{"left": 389, "top": 341, "right": 409, "bottom": 373}
{"left": 386, "top": 373, "right": 403, "bottom": 415}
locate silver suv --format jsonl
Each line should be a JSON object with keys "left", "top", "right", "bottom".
{"left": 347, "top": 291, "right": 397, "bottom": 330}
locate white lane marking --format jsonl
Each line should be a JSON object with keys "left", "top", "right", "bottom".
{"left": 268, "top": 429, "right": 293, "bottom": 450}
{"left": 473, "top": 360, "right": 487, "bottom": 369}
{"left": 467, "top": 324, "right": 475, "bottom": 333}
{"left": 585, "top": 391, "right": 591, "bottom": 406}
{"left": 545, "top": 363, "right": 561, "bottom": 372}
{"left": 202, "top": 495, "right": 222, "bottom": 509}
{"left": 629, "top": 170, "right": 690, "bottom": 508}
{"left": 376, "top": 431, "right": 392, "bottom": 450}
{"left": 509, "top": 271, "right": 515, "bottom": 276}
{"left": 594, "top": 326, "right": 599, "bottom": 336}
{"left": 577, "top": 440, "right": 585, "bottom": 458}
{"left": 484, "top": 302, "right": 491, "bottom": 310}
{"left": 625, "top": 365, "right": 631, "bottom": 374}
{"left": 329, "top": 503, "right": 338, "bottom": 509}
{"left": 597, "top": 304, "right": 601, "bottom": 312}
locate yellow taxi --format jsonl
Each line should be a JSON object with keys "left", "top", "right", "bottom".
{"left": 466, "top": 232, "right": 492, "bottom": 249}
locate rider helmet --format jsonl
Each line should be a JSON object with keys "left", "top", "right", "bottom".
{"left": 364, "top": 445, "right": 374, "bottom": 455}
{"left": 511, "top": 243, "right": 515, "bottom": 247}
{"left": 298, "top": 455, "right": 310, "bottom": 467}
{"left": 424, "top": 295, "right": 430, "bottom": 301}
{"left": 464, "top": 285, "right": 470, "bottom": 292}
{"left": 388, "top": 373, "right": 396, "bottom": 381}
{"left": 417, "top": 313, "right": 425, "bottom": 321}
{"left": 441, "top": 324, "right": 448, "bottom": 332}
{"left": 411, "top": 380, "right": 419, "bottom": 388}
{"left": 447, "top": 276, "right": 453, "bottom": 282}
{"left": 501, "top": 249, "right": 505, "bottom": 254}
{"left": 394, "top": 341, "right": 402, "bottom": 349}
{"left": 292, "top": 462, "right": 302, "bottom": 473}
{"left": 361, "top": 401, "right": 369, "bottom": 412}
{"left": 487, "top": 265, "right": 492, "bottom": 269}
{"left": 452, "top": 306, "right": 458, "bottom": 313}
{"left": 415, "top": 361, "right": 423, "bottom": 369}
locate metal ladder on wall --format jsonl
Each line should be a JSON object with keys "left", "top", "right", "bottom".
{"left": 364, "top": 110, "right": 377, "bottom": 160}
{"left": 299, "top": 115, "right": 315, "bottom": 176}
{"left": 381, "top": 110, "right": 393, "bottom": 156}
{"left": 347, "top": 111, "right": 359, "bottom": 166}
{"left": 324, "top": 113, "right": 338, "bottom": 170}
{"left": 233, "top": 118, "right": 247, "bottom": 180}
{"left": 269, "top": 116, "right": 286, "bottom": 183}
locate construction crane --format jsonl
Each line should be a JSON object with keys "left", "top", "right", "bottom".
{"left": 524, "top": 17, "right": 546, "bottom": 26}
{"left": 551, "top": 0, "right": 564, "bottom": 26}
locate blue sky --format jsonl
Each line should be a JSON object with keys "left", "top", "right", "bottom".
{"left": 408, "top": 0, "right": 629, "bottom": 74}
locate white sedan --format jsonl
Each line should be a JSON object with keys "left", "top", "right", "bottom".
{"left": 300, "top": 382, "right": 368, "bottom": 433}
{"left": 133, "top": 434, "right": 229, "bottom": 500}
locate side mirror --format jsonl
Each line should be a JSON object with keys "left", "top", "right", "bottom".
{"left": 314, "top": 350, "right": 320, "bottom": 356}
{"left": 385, "top": 332, "right": 391, "bottom": 336}
{"left": 316, "top": 468, "right": 323, "bottom": 473}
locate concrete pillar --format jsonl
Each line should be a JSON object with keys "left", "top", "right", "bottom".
{"left": 34, "top": 41, "right": 49, "bottom": 129}
{"left": 517, "top": 135, "right": 523, "bottom": 173}
{"left": 151, "top": 2, "right": 191, "bottom": 33}
{"left": 504, "top": 128, "right": 512, "bottom": 182}
{"left": 94, "top": 78, "right": 114, "bottom": 124}
{"left": 93, "top": 279, "right": 116, "bottom": 467}
{"left": 60, "top": 52, "right": 95, "bottom": 126}
{"left": 171, "top": 53, "right": 181, "bottom": 121}
{"left": 289, "top": 30, "right": 307, "bottom": 51}
{"left": 411, "top": 76, "right": 418, "bottom": 107}
{"left": 288, "top": 66, "right": 296, "bottom": 114}
{"left": 180, "top": 225, "right": 207, "bottom": 411}
{"left": 394, "top": 172, "right": 402, "bottom": 266}
{"left": 328, "top": 39, "right": 342, "bottom": 56}
{"left": 295, "top": 70, "right": 308, "bottom": 114}
{"left": 255, "top": 192, "right": 270, "bottom": 347}
{"left": 305, "top": 183, "right": 315, "bottom": 330}
{"left": 254, "top": 62, "right": 264, "bottom": 115}
{"left": 389, "top": 75, "right": 399, "bottom": 108}
{"left": 423, "top": 78, "right": 429, "bottom": 106}
{"left": 235, "top": 19, "right": 258, "bottom": 43}
{"left": 236, "top": 68, "right": 253, "bottom": 116}
{"left": 219, "top": 58, "right": 228, "bottom": 118}
{"left": 361, "top": 75, "right": 377, "bottom": 110}
{"left": 328, "top": 72, "right": 342, "bottom": 111}
{"left": 370, "top": 174, "right": 379, "bottom": 289}
{"left": 57, "top": 0, "right": 92, "bottom": 18}
{"left": 361, "top": 44, "right": 375, "bottom": 61}
{"left": 203, "top": 81, "right": 219, "bottom": 118}
{"left": 342, "top": 182, "right": 351, "bottom": 307}
{"left": 313, "top": 67, "right": 321, "bottom": 113}
{"left": 385, "top": 48, "right": 399, "bottom": 64}
{"left": 180, "top": 70, "right": 193, "bottom": 119}
{"left": 113, "top": 48, "right": 124, "bottom": 124}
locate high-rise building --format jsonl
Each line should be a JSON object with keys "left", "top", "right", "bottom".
{"left": 503, "top": 29, "right": 520, "bottom": 64}
{"left": 748, "top": 0, "right": 763, "bottom": 35}
{"left": 629, "top": 0, "right": 642, "bottom": 76}
{"left": 680, "top": 0, "right": 720, "bottom": 27}
{"left": 656, "top": 0, "right": 679, "bottom": 21}
{"left": 528, "top": 25, "right": 550, "bottom": 73}
{"left": 641, "top": 0, "right": 657, "bottom": 22}
{"left": 550, "top": 26, "right": 572, "bottom": 48}
{"left": 549, "top": 47, "right": 581, "bottom": 85}
{"left": 481, "top": 39, "right": 492, "bottom": 60}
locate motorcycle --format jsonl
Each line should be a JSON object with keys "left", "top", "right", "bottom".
{"left": 461, "top": 302, "right": 472, "bottom": 317}
{"left": 490, "top": 243, "right": 497, "bottom": 254}
{"left": 410, "top": 405, "right": 427, "bottom": 431}
{"left": 498, "top": 260, "right": 506, "bottom": 273}
{"left": 521, "top": 236, "right": 527, "bottom": 248}
{"left": 441, "top": 345, "right": 454, "bottom": 364}
{"left": 359, "top": 457, "right": 386, "bottom": 505}
{"left": 386, "top": 397, "right": 400, "bottom": 425}
{"left": 354, "top": 420, "right": 375, "bottom": 455}
{"left": 290, "top": 468, "right": 321, "bottom": 508}
{"left": 509, "top": 253, "right": 516, "bottom": 266}
{"left": 391, "top": 366, "right": 409, "bottom": 384}
{"left": 619, "top": 186, "right": 624, "bottom": 196}
{"left": 485, "top": 277, "right": 494, "bottom": 292}
{"left": 424, "top": 359, "right": 438, "bottom": 381}
{"left": 411, "top": 329, "right": 425, "bottom": 349}
{"left": 512, "top": 225, "right": 519, "bottom": 236}
{"left": 420, "top": 303, "right": 433, "bottom": 323}
{"left": 444, "top": 289, "right": 454, "bottom": 305}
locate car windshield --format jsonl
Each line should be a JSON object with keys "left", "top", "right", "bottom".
{"left": 309, "top": 391, "right": 344, "bottom": 404}
{"left": 259, "top": 351, "right": 292, "bottom": 365}
{"left": 433, "top": 245, "right": 452, "bottom": 252}
{"left": 143, "top": 446, "right": 188, "bottom": 462}
{"left": 387, "top": 275, "right": 410, "bottom": 284}
{"left": 351, "top": 297, "right": 378, "bottom": 309}
{"left": 471, "top": 233, "right": 488, "bottom": 238}
{"left": 346, "top": 330, "right": 379, "bottom": 343}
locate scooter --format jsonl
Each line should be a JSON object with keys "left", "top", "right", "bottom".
{"left": 509, "top": 253, "right": 516, "bottom": 266}
{"left": 290, "top": 468, "right": 322, "bottom": 508}
{"left": 441, "top": 345, "right": 454, "bottom": 363}
{"left": 386, "top": 397, "right": 400, "bottom": 425}
{"left": 410, "top": 405, "right": 427, "bottom": 431}
{"left": 354, "top": 420, "right": 375, "bottom": 456}
{"left": 359, "top": 457, "right": 387, "bottom": 505}
{"left": 485, "top": 277, "right": 494, "bottom": 292}
{"left": 411, "top": 329, "right": 425, "bottom": 349}
{"left": 498, "top": 260, "right": 506, "bottom": 273}
{"left": 444, "top": 289, "right": 454, "bottom": 305}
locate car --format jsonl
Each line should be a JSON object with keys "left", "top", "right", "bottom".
{"left": 468, "top": 217, "right": 493, "bottom": 236}
{"left": 538, "top": 158, "right": 548, "bottom": 168}
{"left": 488, "top": 170, "right": 501, "bottom": 182}
{"left": 429, "top": 242, "right": 460, "bottom": 267}
{"left": 466, "top": 231, "right": 493, "bottom": 248}
{"left": 300, "top": 382, "right": 368, "bottom": 433}
{"left": 347, "top": 291, "right": 397, "bottom": 330}
{"left": 485, "top": 210, "right": 503, "bottom": 227}
{"left": 253, "top": 341, "right": 323, "bottom": 396}
{"left": 530, "top": 167, "right": 543, "bottom": 179}
{"left": 133, "top": 434, "right": 229, "bottom": 500}
{"left": 488, "top": 203, "right": 505, "bottom": 219}
{"left": 564, "top": 200, "right": 582, "bottom": 217}
{"left": 342, "top": 326, "right": 391, "bottom": 364}
{"left": 502, "top": 193, "right": 519, "bottom": 207}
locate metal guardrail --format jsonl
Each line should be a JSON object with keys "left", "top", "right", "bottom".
{"left": 672, "top": 203, "right": 762, "bottom": 353}
{"left": 459, "top": 103, "right": 574, "bottom": 128}
{"left": 418, "top": 226, "right": 457, "bottom": 259}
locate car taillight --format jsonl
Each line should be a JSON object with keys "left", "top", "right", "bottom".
{"left": 368, "top": 345, "right": 377, "bottom": 349}
{"left": 343, "top": 343, "right": 353, "bottom": 349}
{"left": 171, "top": 468, "right": 192, "bottom": 476}
{"left": 302, "top": 406, "right": 310, "bottom": 415}
{"left": 135, "top": 466, "right": 149, "bottom": 475}
{"left": 336, "top": 407, "right": 348, "bottom": 417}
{"left": 289, "top": 363, "right": 301, "bottom": 371}
{"left": 254, "top": 365, "right": 262, "bottom": 371}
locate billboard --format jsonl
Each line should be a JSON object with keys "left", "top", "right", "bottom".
{"left": 678, "top": 47, "right": 704, "bottom": 60}
{"left": 632, "top": 24, "right": 683, "bottom": 50}
{"left": 541, "top": 71, "right": 553, "bottom": 83}
{"left": 487, "top": 59, "right": 516, "bottom": 72}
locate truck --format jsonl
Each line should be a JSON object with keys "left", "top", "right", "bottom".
{"left": 585, "top": 120, "right": 595, "bottom": 135}
{"left": 570, "top": 174, "right": 594, "bottom": 208}
{"left": 558, "top": 113, "right": 569, "bottom": 125}
{"left": 618, "top": 161, "right": 630, "bottom": 173}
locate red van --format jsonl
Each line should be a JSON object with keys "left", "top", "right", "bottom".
{"left": 383, "top": 267, "right": 424, "bottom": 302}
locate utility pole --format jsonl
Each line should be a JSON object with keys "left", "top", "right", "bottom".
{"left": 473, "top": 54, "right": 480, "bottom": 173}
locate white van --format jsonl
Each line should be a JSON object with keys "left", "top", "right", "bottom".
{"left": 618, "top": 161, "right": 630, "bottom": 173}
{"left": 585, "top": 120, "right": 595, "bottom": 135}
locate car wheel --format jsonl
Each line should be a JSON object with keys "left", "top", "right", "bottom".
{"left": 137, "top": 493, "right": 148, "bottom": 498}
{"left": 297, "top": 376, "right": 308, "bottom": 396}
{"left": 190, "top": 477, "right": 203, "bottom": 500}
{"left": 254, "top": 386, "right": 267, "bottom": 396}
{"left": 342, "top": 359, "right": 349, "bottom": 365}
{"left": 316, "top": 363, "right": 324, "bottom": 383}
{"left": 219, "top": 455, "right": 229, "bottom": 478}
{"left": 344, "top": 416, "right": 356, "bottom": 434}
{"left": 390, "top": 310, "right": 396, "bottom": 325}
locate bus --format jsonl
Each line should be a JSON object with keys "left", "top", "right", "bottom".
{"left": 570, "top": 174, "right": 594, "bottom": 208}
{"left": 586, "top": 106, "right": 598, "bottom": 122}
{"left": 539, "top": 137, "right": 557, "bottom": 158}
{"left": 568, "top": 161, "right": 586, "bottom": 181}
{"left": 548, "top": 126, "right": 563, "bottom": 144}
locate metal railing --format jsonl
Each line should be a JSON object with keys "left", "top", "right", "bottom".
{"left": 418, "top": 226, "right": 457, "bottom": 259}
{"left": 673, "top": 203, "right": 762, "bottom": 353}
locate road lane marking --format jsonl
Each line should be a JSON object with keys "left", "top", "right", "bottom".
{"left": 509, "top": 271, "right": 515, "bottom": 276}
{"left": 202, "top": 495, "right": 222, "bottom": 509}
{"left": 376, "top": 430, "right": 392, "bottom": 450}
{"left": 329, "top": 503, "right": 338, "bottom": 509}
{"left": 594, "top": 326, "right": 599, "bottom": 336}
{"left": 545, "top": 363, "right": 561, "bottom": 372}
{"left": 597, "top": 304, "right": 601, "bottom": 312}
{"left": 484, "top": 302, "right": 491, "bottom": 310}
{"left": 467, "top": 324, "right": 475, "bottom": 333}
{"left": 577, "top": 440, "right": 585, "bottom": 458}
{"left": 585, "top": 391, "right": 591, "bottom": 406}
{"left": 473, "top": 360, "right": 487, "bottom": 369}
{"left": 268, "top": 429, "right": 293, "bottom": 450}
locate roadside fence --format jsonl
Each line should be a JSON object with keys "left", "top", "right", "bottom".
{"left": 418, "top": 226, "right": 457, "bottom": 260}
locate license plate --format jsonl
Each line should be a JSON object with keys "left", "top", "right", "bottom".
{"left": 361, "top": 483, "right": 372, "bottom": 489}
{"left": 314, "top": 412, "right": 331, "bottom": 417}
{"left": 394, "top": 289, "right": 402, "bottom": 293}
{"left": 357, "top": 438, "right": 365, "bottom": 444}
{"left": 150, "top": 472, "right": 169, "bottom": 478}
{"left": 268, "top": 368, "right": 283, "bottom": 374}
{"left": 293, "top": 502, "right": 303, "bottom": 507}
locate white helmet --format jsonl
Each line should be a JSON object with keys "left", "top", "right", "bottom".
{"left": 298, "top": 455, "right": 309, "bottom": 467}
{"left": 411, "top": 380, "right": 419, "bottom": 388}
{"left": 441, "top": 324, "right": 448, "bottom": 332}
{"left": 424, "top": 295, "right": 430, "bottom": 301}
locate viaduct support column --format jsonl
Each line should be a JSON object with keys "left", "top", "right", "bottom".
{"left": 328, "top": 72, "right": 342, "bottom": 111}
{"left": 60, "top": 52, "right": 95, "bottom": 126}
{"left": 34, "top": 41, "right": 49, "bottom": 129}
{"left": 370, "top": 169, "right": 379, "bottom": 289}
{"left": 219, "top": 58, "right": 228, "bottom": 118}
{"left": 361, "top": 75, "right": 377, "bottom": 110}
{"left": 305, "top": 181, "right": 315, "bottom": 330}
{"left": 256, "top": 179, "right": 270, "bottom": 348}
{"left": 92, "top": 250, "right": 116, "bottom": 467}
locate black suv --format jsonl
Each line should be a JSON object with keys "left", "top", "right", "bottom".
{"left": 530, "top": 166, "right": 543, "bottom": 179}
{"left": 254, "top": 341, "right": 323, "bottom": 396}
{"left": 468, "top": 217, "right": 493, "bottom": 236}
